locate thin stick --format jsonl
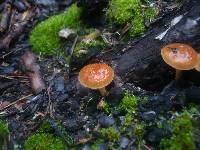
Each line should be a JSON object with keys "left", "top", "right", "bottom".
{"left": 0, "top": 94, "right": 33, "bottom": 112}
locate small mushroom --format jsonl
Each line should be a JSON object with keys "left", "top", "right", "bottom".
{"left": 78, "top": 63, "right": 114, "bottom": 96}
{"left": 161, "top": 43, "right": 198, "bottom": 80}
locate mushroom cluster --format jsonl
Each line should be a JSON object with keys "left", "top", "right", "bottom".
{"left": 78, "top": 63, "right": 114, "bottom": 96}
{"left": 161, "top": 43, "right": 200, "bottom": 80}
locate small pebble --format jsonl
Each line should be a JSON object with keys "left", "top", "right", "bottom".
{"left": 99, "top": 115, "right": 115, "bottom": 128}
{"left": 120, "top": 136, "right": 130, "bottom": 149}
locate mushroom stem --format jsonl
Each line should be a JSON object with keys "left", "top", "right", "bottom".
{"left": 99, "top": 87, "right": 107, "bottom": 96}
{"left": 175, "top": 69, "right": 182, "bottom": 80}
{"left": 194, "top": 54, "right": 200, "bottom": 71}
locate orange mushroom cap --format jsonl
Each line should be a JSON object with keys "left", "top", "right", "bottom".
{"left": 161, "top": 43, "right": 198, "bottom": 70}
{"left": 78, "top": 63, "right": 114, "bottom": 89}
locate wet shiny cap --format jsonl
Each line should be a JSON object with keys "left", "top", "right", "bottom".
{"left": 161, "top": 43, "right": 198, "bottom": 70}
{"left": 78, "top": 63, "right": 114, "bottom": 89}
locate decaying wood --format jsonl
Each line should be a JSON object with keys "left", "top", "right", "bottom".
{"left": 0, "top": 2, "right": 12, "bottom": 33}
{"left": 0, "top": 7, "right": 38, "bottom": 51}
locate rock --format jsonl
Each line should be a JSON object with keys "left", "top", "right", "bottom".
{"left": 145, "top": 128, "right": 163, "bottom": 144}
{"left": 120, "top": 136, "right": 130, "bottom": 149}
{"left": 185, "top": 87, "right": 200, "bottom": 104}
{"left": 34, "top": 0, "right": 57, "bottom": 7}
{"left": 59, "top": 28, "right": 76, "bottom": 39}
{"left": 14, "top": 0, "right": 27, "bottom": 12}
{"left": 105, "top": 87, "right": 124, "bottom": 106}
{"left": 99, "top": 115, "right": 115, "bottom": 128}
{"left": 53, "top": 76, "right": 65, "bottom": 92}
{"left": 147, "top": 95, "right": 173, "bottom": 115}
{"left": 56, "top": 93, "right": 68, "bottom": 102}
{"left": 142, "top": 111, "right": 156, "bottom": 121}
{"left": 98, "top": 143, "right": 109, "bottom": 150}
{"left": 82, "top": 144, "right": 90, "bottom": 150}
{"left": 63, "top": 118, "right": 81, "bottom": 131}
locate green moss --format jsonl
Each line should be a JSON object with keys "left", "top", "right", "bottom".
{"left": 160, "top": 133, "right": 195, "bottom": 150}
{"left": 171, "top": 114, "right": 193, "bottom": 133}
{"left": 0, "top": 120, "right": 9, "bottom": 150}
{"left": 24, "top": 133, "right": 67, "bottom": 150}
{"left": 102, "top": 101, "right": 111, "bottom": 114}
{"left": 90, "top": 139, "right": 105, "bottom": 150}
{"left": 38, "top": 120, "right": 74, "bottom": 146}
{"left": 118, "top": 93, "right": 138, "bottom": 113}
{"left": 159, "top": 109, "right": 199, "bottom": 150}
{"left": 100, "top": 127, "right": 120, "bottom": 142}
{"left": 144, "top": 7, "right": 158, "bottom": 21}
{"left": 29, "top": 4, "right": 82, "bottom": 56}
{"left": 133, "top": 122, "right": 146, "bottom": 138}
{"left": 106, "top": 0, "right": 157, "bottom": 37}
{"left": 38, "top": 121, "right": 53, "bottom": 133}
{"left": 120, "top": 113, "right": 133, "bottom": 133}
{"left": 0, "top": 120, "right": 9, "bottom": 139}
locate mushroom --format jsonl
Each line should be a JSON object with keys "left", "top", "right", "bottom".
{"left": 78, "top": 63, "right": 114, "bottom": 96}
{"left": 161, "top": 43, "right": 198, "bottom": 80}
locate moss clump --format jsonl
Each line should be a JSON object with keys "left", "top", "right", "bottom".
{"left": 90, "top": 139, "right": 105, "bottom": 150}
{"left": 0, "top": 120, "right": 9, "bottom": 150}
{"left": 29, "top": 4, "right": 82, "bottom": 56}
{"left": 120, "top": 113, "right": 133, "bottom": 133}
{"left": 102, "top": 101, "right": 111, "bottom": 114}
{"left": 38, "top": 120, "right": 75, "bottom": 147}
{"left": 118, "top": 93, "right": 138, "bottom": 113}
{"left": 160, "top": 133, "right": 195, "bottom": 150}
{"left": 106, "top": 0, "right": 157, "bottom": 37}
{"left": 159, "top": 111, "right": 198, "bottom": 150}
{"left": 24, "top": 133, "right": 67, "bottom": 150}
{"left": 100, "top": 127, "right": 120, "bottom": 142}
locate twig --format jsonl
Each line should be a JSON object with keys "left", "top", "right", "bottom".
{"left": 0, "top": 94, "right": 33, "bottom": 112}
{"left": 0, "top": 74, "right": 29, "bottom": 83}
{"left": 144, "top": 144, "right": 152, "bottom": 150}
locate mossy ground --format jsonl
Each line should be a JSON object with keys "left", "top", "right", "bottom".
{"left": 106, "top": 0, "right": 158, "bottom": 37}
{"left": 24, "top": 133, "right": 67, "bottom": 150}
{"left": 24, "top": 119, "right": 75, "bottom": 149}
{"left": 90, "top": 93, "right": 200, "bottom": 150}
{"left": 0, "top": 120, "right": 9, "bottom": 150}
{"left": 29, "top": 1, "right": 157, "bottom": 57}
{"left": 30, "top": 4, "right": 82, "bottom": 56}
{"left": 29, "top": 4, "right": 105, "bottom": 58}
{"left": 159, "top": 106, "right": 200, "bottom": 150}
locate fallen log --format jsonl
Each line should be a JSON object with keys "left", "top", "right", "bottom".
{"left": 66, "top": 0, "right": 200, "bottom": 94}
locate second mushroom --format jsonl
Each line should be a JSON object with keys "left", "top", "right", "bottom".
{"left": 78, "top": 63, "right": 114, "bottom": 96}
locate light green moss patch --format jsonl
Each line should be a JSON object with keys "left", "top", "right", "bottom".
{"left": 29, "top": 4, "right": 82, "bottom": 56}
{"left": 159, "top": 107, "right": 200, "bottom": 150}
{"left": 106, "top": 0, "right": 158, "bottom": 37}
{"left": 90, "top": 139, "right": 105, "bottom": 150}
{"left": 0, "top": 120, "right": 9, "bottom": 150}
{"left": 118, "top": 93, "right": 138, "bottom": 113}
{"left": 100, "top": 127, "right": 120, "bottom": 142}
{"left": 24, "top": 133, "right": 67, "bottom": 150}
